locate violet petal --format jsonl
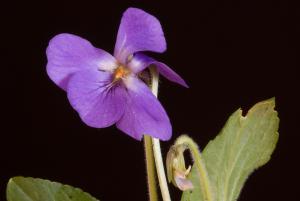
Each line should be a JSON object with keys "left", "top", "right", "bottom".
{"left": 114, "top": 8, "right": 166, "bottom": 64}
{"left": 46, "top": 33, "right": 117, "bottom": 90}
{"left": 128, "top": 53, "right": 189, "bottom": 88}
{"left": 67, "top": 68, "right": 126, "bottom": 128}
{"left": 116, "top": 76, "right": 172, "bottom": 141}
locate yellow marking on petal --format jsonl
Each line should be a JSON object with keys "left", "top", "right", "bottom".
{"left": 113, "top": 65, "right": 130, "bottom": 81}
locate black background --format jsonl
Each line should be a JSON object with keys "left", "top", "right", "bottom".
{"left": 1, "top": 0, "right": 299, "bottom": 201}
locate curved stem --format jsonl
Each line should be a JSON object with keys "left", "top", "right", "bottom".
{"left": 149, "top": 67, "right": 172, "bottom": 201}
{"left": 175, "top": 135, "right": 214, "bottom": 201}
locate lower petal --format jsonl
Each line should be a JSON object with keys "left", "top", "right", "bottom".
{"left": 116, "top": 76, "right": 172, "bottom": 140}
{"left": 67, "top": 69, "right": 126, "bottom": 128}
{"left": 128, "top": 53, "right": 188, "bottom": 88}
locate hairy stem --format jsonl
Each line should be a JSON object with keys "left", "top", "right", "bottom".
{"left": 175, "top": 135, "right": 214, "bottom": 201}
{"left": 144, "top": 135, "right": 159, "bottom": 201}
{"left": 149, "top": 66, "right": 172, "bottom": 201}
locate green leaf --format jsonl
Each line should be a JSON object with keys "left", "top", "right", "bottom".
{"left": 7, "top": 177, "right": 100, "bottom": 201}
{"left": 181, "top": 98, "right": 279, "bottom": 201}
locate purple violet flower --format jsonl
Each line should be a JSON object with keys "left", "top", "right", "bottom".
{"left": 46, "top": 8, "right": 188, "bottom": 141}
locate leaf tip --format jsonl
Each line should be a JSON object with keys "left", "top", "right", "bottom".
{"left": 247, "top": 97, "right": 277, "bottom": 116}
{"left": 264, "top": 97, "right": 276, "bottom": 106}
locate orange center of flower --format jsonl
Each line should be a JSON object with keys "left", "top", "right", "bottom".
{"left": 113, "top": 65, "right": 130, "bottom": 81}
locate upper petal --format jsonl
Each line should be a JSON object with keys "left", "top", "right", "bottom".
{"left": 114, "top": 8, "right": 166, "bottom": 64}
{"left": 67, "top": 68, "right": 126, "bottom": 128}
{"left": 128, "top": 53, "right": 189, "bottom": 88}
{"left": 46, "top": 33, "right": 117, "bottom": 90}
{"left": 116, "top": 76, "right": 172, "bottom": 141}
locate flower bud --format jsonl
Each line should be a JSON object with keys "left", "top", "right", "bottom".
{"left": 166, "top": 144, "right": 194, "bottom": 191}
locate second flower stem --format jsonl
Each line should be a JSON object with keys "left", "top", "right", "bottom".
{"left": 152, "top": 138, "right": 171, "bottom": 201}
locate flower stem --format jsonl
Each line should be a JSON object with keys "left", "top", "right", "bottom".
{"left": 149, "top": 66, "right": 172, "bottom": 201}
{"left": 152, "top": 138, "right": 171, "bottom": 201}
{"left": 144, "top": 135, "right": 158, "bottom": 201}
{"left": 175, "top": 135, "right": 214, "bottom": 201}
